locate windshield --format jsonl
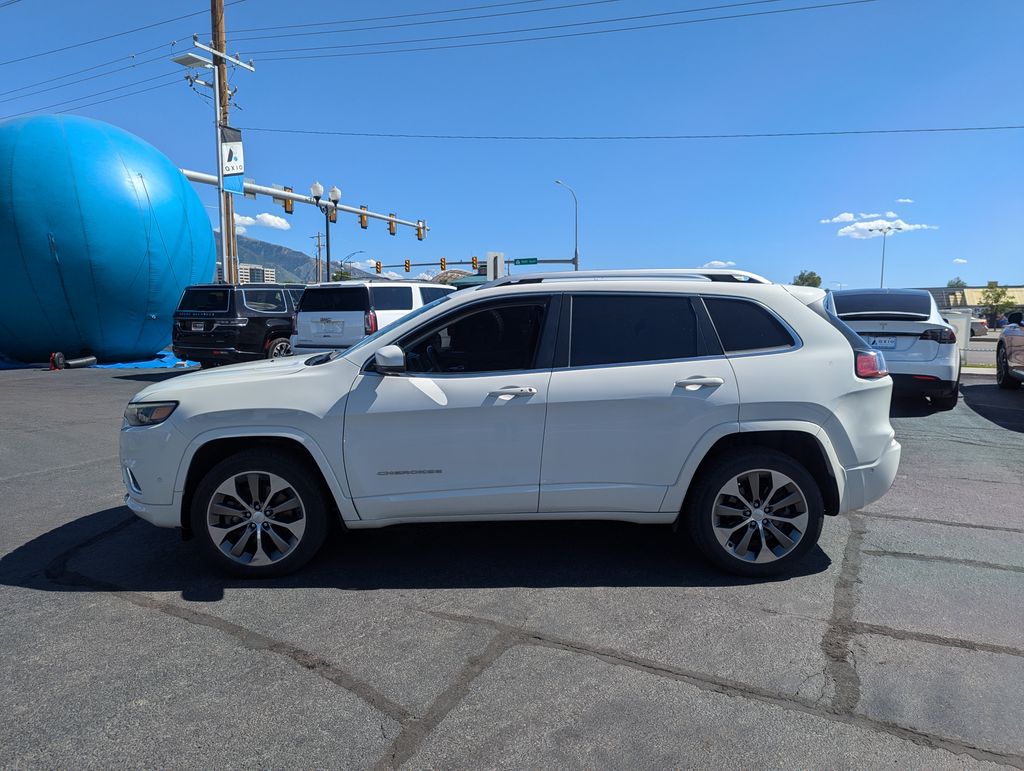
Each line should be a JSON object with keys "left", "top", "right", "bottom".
{"left": 342, "top": 294, "right": 453, "bottom": 357}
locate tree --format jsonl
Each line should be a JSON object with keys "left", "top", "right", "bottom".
{"left": 979, "top": 284, "right": 1014, "bottom": 321}
{"left": 330, "top": 269, "right": 353, "bottom": 281}
{"left": 947, "top": 276, "right": 967, "bottom": 288}
{"left": 792, "top": 270, "right": 822, "bottom": 287}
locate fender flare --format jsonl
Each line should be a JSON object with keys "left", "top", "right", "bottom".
{"left": 660, "top": 420, "right": 845, "bottom": 513}
{"left": 173, "top": 426, "right": 360, "bottom": 523}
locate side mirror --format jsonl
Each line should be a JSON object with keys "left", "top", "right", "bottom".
{"left": 374, "top": 344, "right": 406, "bottom": 374}
{"left": 1009, "top": 312, "right": 1023, "bottom": 325}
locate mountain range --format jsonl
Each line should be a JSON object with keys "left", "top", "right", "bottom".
{"left": 213, "top": 233, "right": 378, "bottom": 283}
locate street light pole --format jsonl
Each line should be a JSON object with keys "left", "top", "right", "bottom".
{"left": 554, "top": 180, "right": 580, "bottom": 271}
{"left": 343, "top": 250, "right": 365, "bottom": 278}
{"left": 311, "top": 182, "right": 342, "bottom": 279}
{"left": 868, "top": 224, "right": 904, "bottom": 288}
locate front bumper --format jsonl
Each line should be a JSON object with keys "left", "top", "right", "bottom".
{"left": 124, "top": 493, "right": 180, "bottom": 528}
{"left": 838, "top": 437, "right": 901, "bottom": 513}
{"left": 120, "top": 421, "right": 186, "bottom": 529}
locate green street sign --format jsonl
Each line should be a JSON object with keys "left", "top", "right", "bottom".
{"left": 513, "top": 258, "right": 538, "bottom": 266}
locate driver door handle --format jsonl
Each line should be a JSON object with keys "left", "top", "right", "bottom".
{"left": 489, "top": 385, "right": 538, "bottom": 396}
{"left": 675, "top": 376, "right": 725, "bottom": 389}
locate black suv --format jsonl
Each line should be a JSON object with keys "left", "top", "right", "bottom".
{"left": 172, "top": 283, "right": 305, "bottom": 368}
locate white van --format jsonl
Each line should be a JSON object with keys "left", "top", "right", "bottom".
{"left": 290, "top": 280, "right": 455, "bottom": 353}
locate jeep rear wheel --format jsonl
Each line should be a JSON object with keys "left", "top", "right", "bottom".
{"left": 685, "top": 449, "right": 824, "bottom": 577}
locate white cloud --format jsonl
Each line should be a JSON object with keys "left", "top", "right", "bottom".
{"left": 382, "top": 271, "right": 402, "bottom": 280}
{"left": 836, "top": 218, "right": 939, "bottom": 240}
{"left": 896, "top": 198, "right": 914, "bottom": 203}
{"left": 702, "top": 260, "right": 736, "bottom": 268}
{"left": 255, "top": 212, "right": 290, "bottom": 230}
{"left": 885, "top": 211, "right": 898, "bottom": 218}
{"left": 234, "top": 214, "right": 256, "bottom": 226}
{"left": 952, "top": 258, "right": 968, "bottom": 264}
{"left": 416, "top": 271, "right": 437, "bottom": 280}
{"left": 858, "top": 212, "right": 881, "bottom": 219}
{"left": 235, "top": 225, "right": 246, "bottom": 235}
{"left": 819, "top": 212, "right": 856, "bottom": 224}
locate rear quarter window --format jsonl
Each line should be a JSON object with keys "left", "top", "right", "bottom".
{"left": 299, "top": 287, "right": 369, "bottom": 312}
{"left": 242, "top": 289, "right": 288, "bottom": 313}
{"left": 370, "top": 287, "right": 414, "bottom": 310}
{"left": 420, "top": 286, "right": 454, "bottom": 304}
{"left": 178, "top": 288, "right": 230, "bottom": 312}
{"left": 703, "top": 297, "right": 795, "bottom": 353}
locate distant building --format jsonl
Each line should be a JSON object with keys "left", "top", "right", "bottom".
{"left": 919, "top": 283, "right": 1024, "bottom": 311}
{"left": 238, "top": 263, "right": 276, "bottom": 284}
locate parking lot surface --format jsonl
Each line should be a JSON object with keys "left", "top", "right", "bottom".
{"left": 1, "top": 368, "right": 1022, "bottom": 768}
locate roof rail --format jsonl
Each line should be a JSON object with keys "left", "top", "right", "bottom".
{"left": 484, "top": 268, "right": 771, "bottom": 288}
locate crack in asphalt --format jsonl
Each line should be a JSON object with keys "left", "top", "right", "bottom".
{"left": 418, "top": 607, "right": 1024, "bottom": 768}
{"left": 863, "top": 549, "right": 1024, "bottom": 575}
{"left": 43, "top": 517, "right": 414, "bottom": 726}
{"left": 821, "top": 513, "right": 865, "bottom": 716}
{"left": 857, "top": 510, "right": 1024, "bottom": 535}
{"left": 848, "top": 621, "right": 1024, "bottom": 659}
{"left": 372, "top": 631, "right": 520, "bottom": 771}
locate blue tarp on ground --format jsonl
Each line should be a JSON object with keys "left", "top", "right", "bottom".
{"left": 92, "top": 350, "right": 197, "bottom": 369}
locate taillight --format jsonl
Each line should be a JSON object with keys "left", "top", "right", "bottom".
{"left": 856, "top": 350, "right": 888, "bottom": 379}
{"left": 364, "top": 310, "right": 378, "bottom": 335}
{"left": 920, "top": 327, "right": 956, "bottom": 344}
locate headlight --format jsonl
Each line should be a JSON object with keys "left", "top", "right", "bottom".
{"left": 123, "top": 401, "right": 178, "bottom": 427}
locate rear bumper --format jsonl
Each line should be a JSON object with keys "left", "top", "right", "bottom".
{"left": 838, "top": 438, "right": 901, "bottom": 513}
{"left": 172, "top": 346, "right": 261, "bottom": 364}
{"left": 890, "top": 374, "right": 957, "bottom": 395}
{"left": 289, "top": 336, "right": 348, "bottom": 354}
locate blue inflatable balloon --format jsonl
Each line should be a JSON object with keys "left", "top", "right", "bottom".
{"left": 0, "top": 115, "right": 215, "bottom": 362}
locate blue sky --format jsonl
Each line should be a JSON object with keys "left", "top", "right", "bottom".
{"left": 2, "top": 0, "right": 1021, "bottom": 287}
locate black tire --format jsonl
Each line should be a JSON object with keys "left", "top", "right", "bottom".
{"left": 266, "top": 337, "right": 292, "bottom": 359}
{"left": 684, "top": 449, "right": 824, "bottom": 578}
{"left": 197, "top": 359, "right": 219, "bottom": 369}
{"left": 190, "top": 449, "right": 330, "bottom": 578}
{"left": 996, "top": 346, "right": 1019, "bottom": 390}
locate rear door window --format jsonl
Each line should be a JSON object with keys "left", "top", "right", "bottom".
{"left": 703, "top": 297, "right": 795, "bottom": 353}
{"left": 242, "top": 289, "right": 287, "bottom": 313}
{"left": 370, "top": 287, "right": 413, "bottom": 311}
{"left": 299, "top": 287, "right": 369, "bottom": 312}
{"left": 420, "top": 286, "right": 454, "bottom": 304}
{"left": 569, "top": 294, "right": 702, "bottom": 367}
{"left": 178, "top": 288, "right": 230, "bottom": 312}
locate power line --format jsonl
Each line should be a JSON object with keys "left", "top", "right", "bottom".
{"left": 229, "top": 0, "right": 632, "bottom": 43}
{"left": 54, "top": 80, "right": 181, "bottom": 115}
{"left": 0, "top": 0, "right": 247, "bottom": 68}
{"left": 237, "top": 124, "right": 1024, "bottom": 141}
{"left": 1, "top": 71, "right": 181, "bottom": 120}
{"left": 255, "top": 0, "right": 881, "bottom": 61}
{"left": 230, "top": 0, "right": 547, "bottom": 33}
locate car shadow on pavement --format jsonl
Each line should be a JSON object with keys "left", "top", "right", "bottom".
{"left": 0, "top": 506, "right": 832, "bottom": 602}
{"left": 113, "top": 371, "right": 195, "bottom": 383}
{"left": 961, "top": 382, "right": 1024, "bottom": 433}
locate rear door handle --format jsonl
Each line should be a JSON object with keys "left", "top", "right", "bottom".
{"left": 489, "top": 386, "right": 538, "bottom": 396}
{"left": 675, "top": 376, "right": 725, "bottom": 390}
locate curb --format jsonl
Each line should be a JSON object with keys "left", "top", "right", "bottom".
{"left": 962, "top": 367, "right": 995, "bottom": 377}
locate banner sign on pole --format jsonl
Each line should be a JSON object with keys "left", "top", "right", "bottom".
{"left": 220, "top": 126, "right": 244, "bottom": 195}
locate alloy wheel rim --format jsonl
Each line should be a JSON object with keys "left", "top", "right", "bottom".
{"left": 207, "top": 471, "right": 306, "bottom": 566}
{"left": 270, "top": 341, "right": 291, "bottom": 358}
{"left": 712, "top": 469, "right": 809, "bottom": 563}
{"left": 997, "top": 350, "right": 1007, "bottom": 383}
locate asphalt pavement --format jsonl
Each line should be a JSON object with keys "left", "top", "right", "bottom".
{"left": 0, "top": 367, "right": 1021, "bottom": 768}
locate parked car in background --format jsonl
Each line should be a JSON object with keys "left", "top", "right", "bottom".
{"left": 970, "top": 316, "right": 989, "bottom": 337}
{"left": 996, "top": 311, "right": 1024, "bottom": 389}
{"left": 290, "top": 280, "right": 455, "bottom": 354}
{"left": 172, "top": 283, "right": 305, "bottom": 368}
{"left": 121, "top": 269, "right": 900, "bottom": 579}
{"left": 833, "top": 288, "right": 960, "bottom": 410}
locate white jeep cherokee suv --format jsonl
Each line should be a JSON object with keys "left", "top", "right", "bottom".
{"left": 120, "top": 269, "right": 900, "bottom": 578}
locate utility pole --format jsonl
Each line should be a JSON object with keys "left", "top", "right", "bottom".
{"left": 311, "top": 232, "right": 322, "bottom": 283}
{"left": 211, "top": 0, "right": 237, "bottom": 284}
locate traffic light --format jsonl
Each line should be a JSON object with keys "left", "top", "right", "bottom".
{"left": 359, "top": 205, "right": 368, "bottom": 229}
{"left": 328, "top": 206, "right": 337, "bottom": 224}
{"left": 375, "top": 261, "right": 382, "bottom": 274}
{"left": 283, "top": 186, "right": 293, "bottom": 214}
{"left": 404, "top": 259, "right": 410, "bottom": 273}
{"left": 471, "top": 255, "right": 478, "bottom": 270}
{"left": 440, "top": 257, "right": 446, "bottom": 271}
{"left": 388, "top": 214, "right": 397, "bottom": 236}
{"left": 416, "top": 220, "right": 425, "bottom": 241}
